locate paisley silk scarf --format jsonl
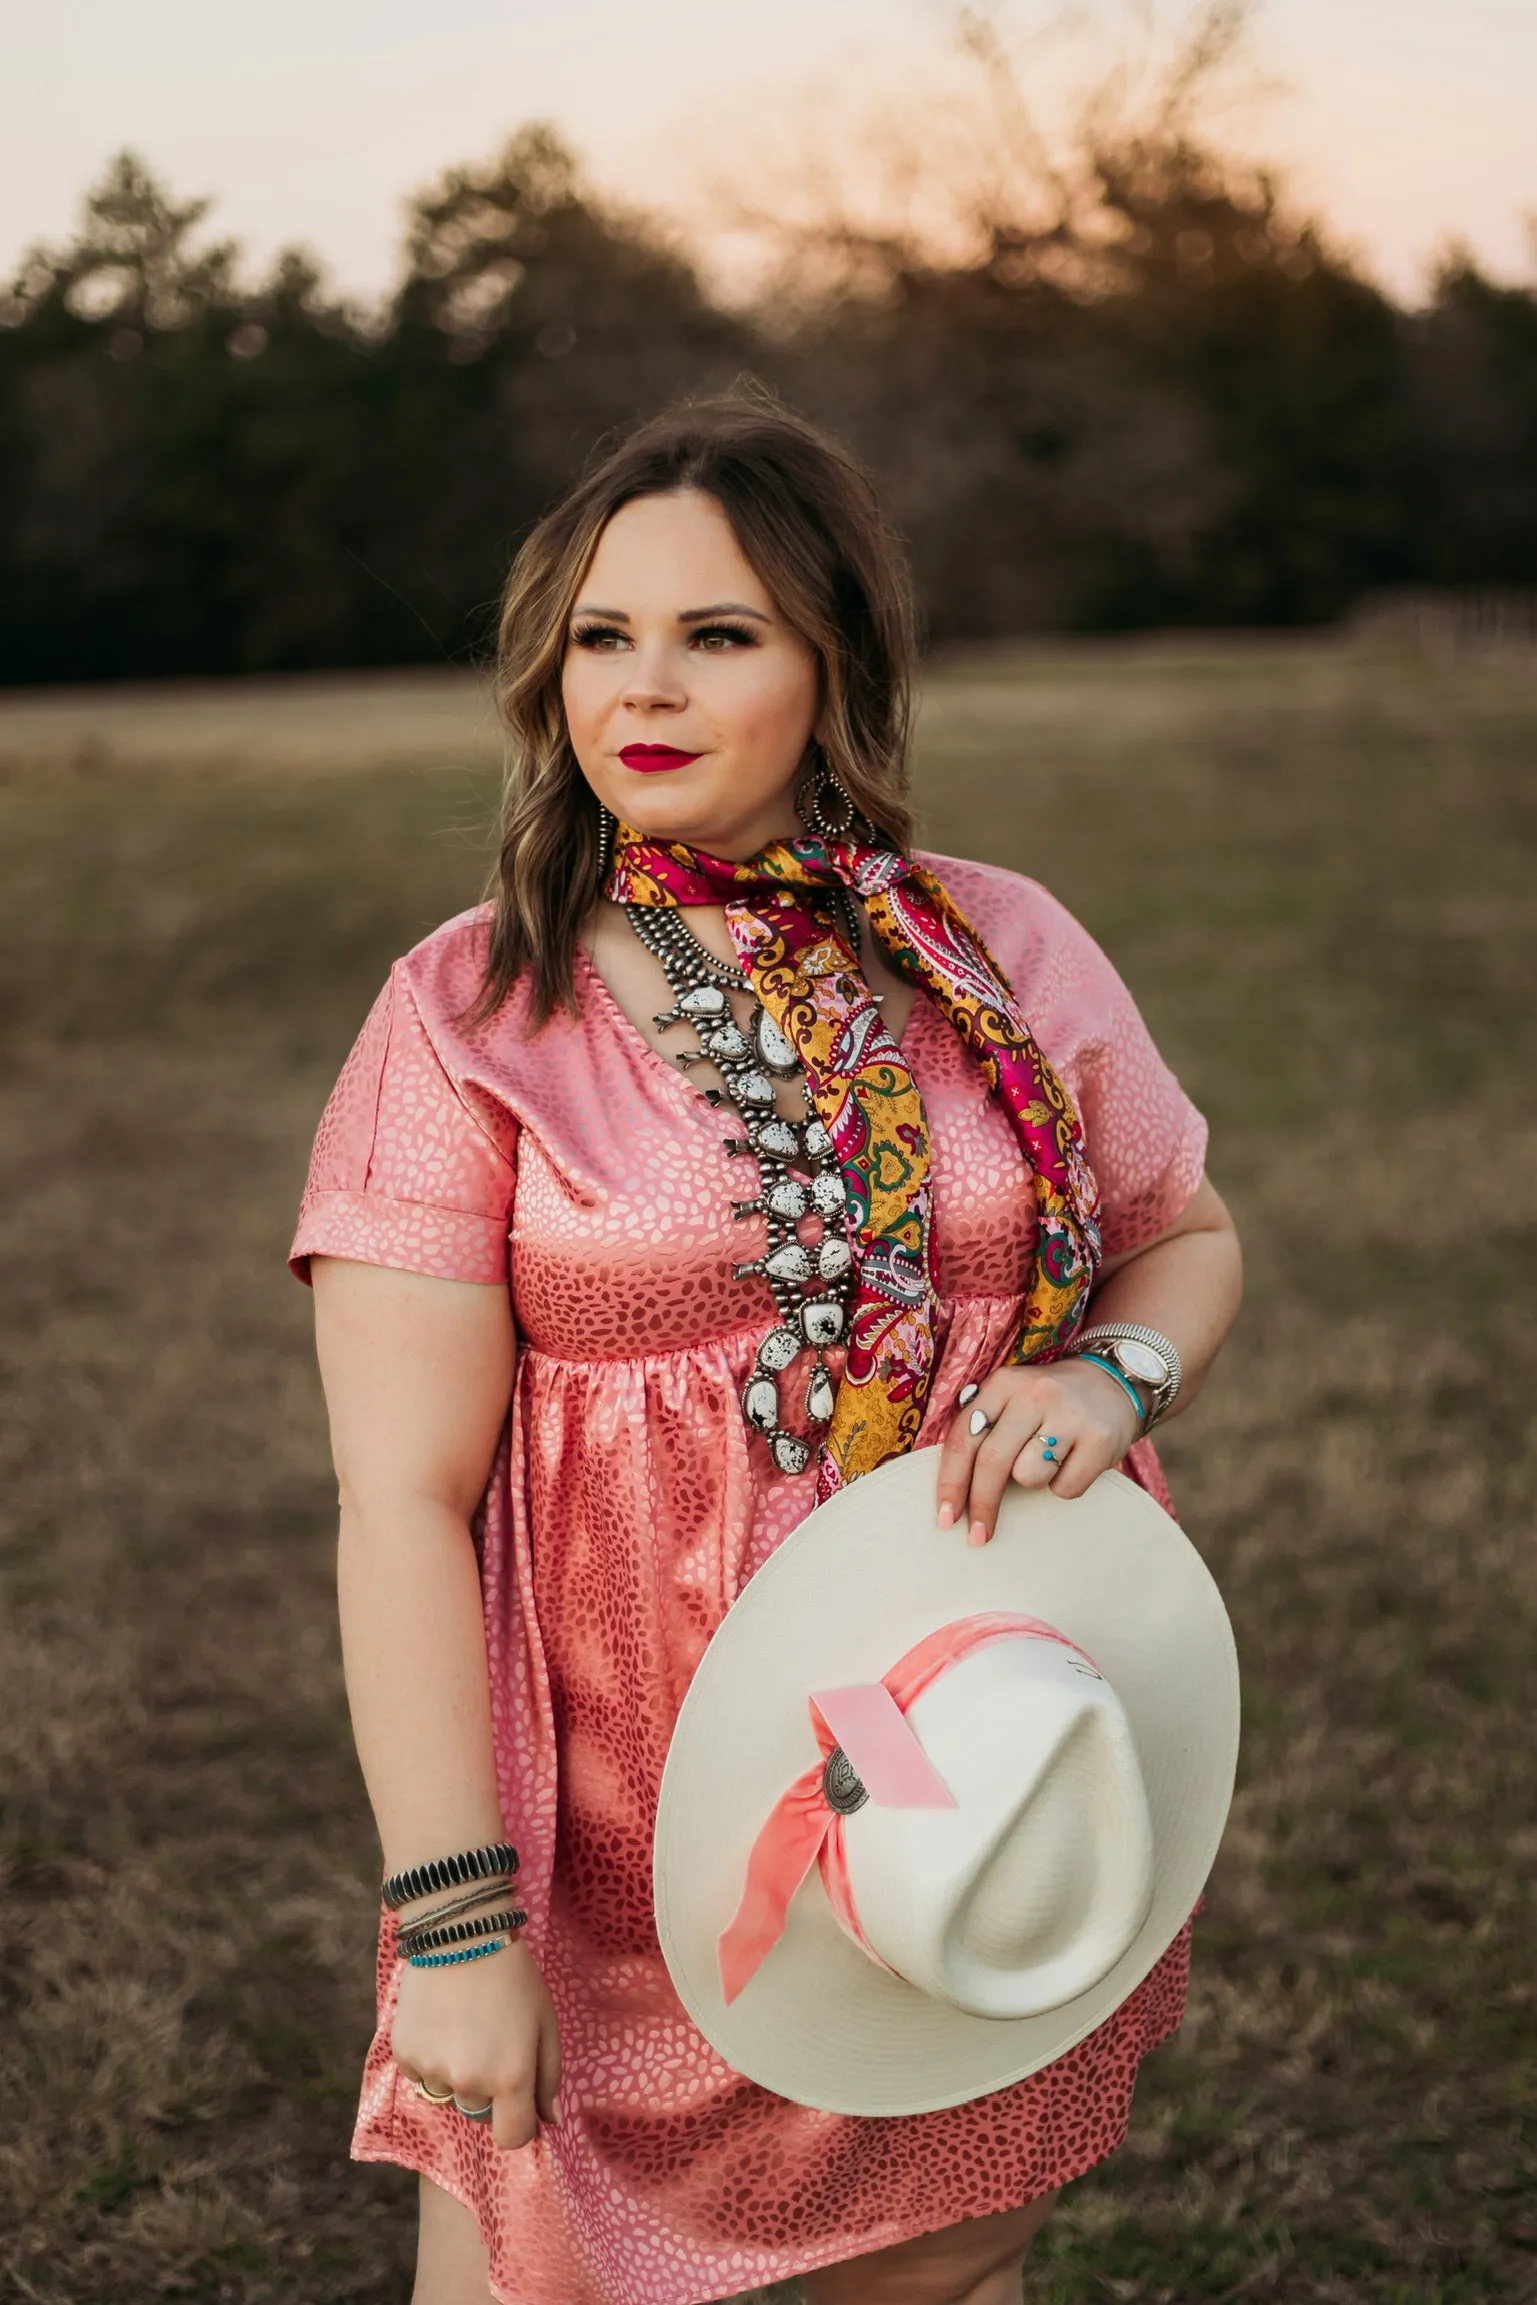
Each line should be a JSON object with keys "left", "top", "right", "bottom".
{"left": 608, "top": 831, "right": 1101, "bottom": 1496}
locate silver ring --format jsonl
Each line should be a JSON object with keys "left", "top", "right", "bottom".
{"left": 957, "top": 1382, "right": 981, "bottom": 1408}
{"left": 452, "top": 2095, "right": 495, "bottom": 2122}
{"left": 968, "top": 1407, "right": 995, "bottom": 1438}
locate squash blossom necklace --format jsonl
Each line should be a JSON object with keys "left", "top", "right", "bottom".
{"left": 625, "top": 895, "right": 861, "bottom": 1476}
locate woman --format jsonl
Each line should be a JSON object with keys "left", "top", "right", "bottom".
{"left": 294, "top": 395, "right": 1242, "bottom": 2305}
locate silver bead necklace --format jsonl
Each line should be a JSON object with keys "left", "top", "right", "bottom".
{"left": 626, "top": 901, "right": 854, "bottom": 1476}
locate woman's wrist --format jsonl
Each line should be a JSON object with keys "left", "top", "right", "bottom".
{"left": 1073, "top": 1322, "right": 1182, "bottom": 1428}
{"left": 1062, "top": 1355, "right": 1146, "bottom": 1450}
{"left": 1069, "top": 1350, "right": 1150, "bottom": 1438}
{"left": 380, "top": 1836, "right": 529, "bottom": 1964}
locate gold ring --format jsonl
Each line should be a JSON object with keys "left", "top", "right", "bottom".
{"left": 413, "top": 2078, "right": 457, "bottom": 2105}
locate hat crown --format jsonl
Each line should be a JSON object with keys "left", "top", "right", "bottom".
{"left": 654, "top": 1455, "right": 1241, "bottom": 2116}
{"left": 841, "top": 1635, "right": 1156, "bottom": 2019}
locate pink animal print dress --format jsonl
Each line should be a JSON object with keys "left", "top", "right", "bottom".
{"left": 290, "top": 854, "right": 1209, "bottom": 2305}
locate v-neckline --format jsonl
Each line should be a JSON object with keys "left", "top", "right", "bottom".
{"left": 575, "top": 939, "right": 934, "bottom": 1129}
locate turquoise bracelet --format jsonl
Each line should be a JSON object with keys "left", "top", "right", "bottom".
{"left": 408, "top": 1936, "right": 509, "bottom": 1971}
{"left": 1075, "top": 1351, "right": 1147, "bottom": 1432}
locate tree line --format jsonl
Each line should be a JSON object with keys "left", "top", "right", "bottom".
{"left": 2, "top": 123, "right": 1533, "bottom": 684}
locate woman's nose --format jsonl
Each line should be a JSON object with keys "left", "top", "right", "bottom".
{"left": 619, "top": 643, "right": 688, "bottom": 710}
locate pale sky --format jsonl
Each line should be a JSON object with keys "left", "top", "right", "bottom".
{"left": 4, "top": 0, "right": 1532, "bottom": 306}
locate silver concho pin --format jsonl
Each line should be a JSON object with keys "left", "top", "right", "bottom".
{"left": 822, "top": 1746, "right": 869, "bottom": 1814}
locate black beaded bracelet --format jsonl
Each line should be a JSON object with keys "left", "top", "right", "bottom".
{"left": 397, "top": 1907, "right": 527, "bottom": 1958}
{"left": 381, "top": 1840, "right": 519, "bottom": 1912}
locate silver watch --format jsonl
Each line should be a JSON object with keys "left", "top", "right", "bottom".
{"left": 1073, "top": 1322, "right": 1182, "bottom": 1429}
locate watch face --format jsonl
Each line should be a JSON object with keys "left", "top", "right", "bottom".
{"left": 1115, "top": 1340, "right": 1169, "bottom": 1384}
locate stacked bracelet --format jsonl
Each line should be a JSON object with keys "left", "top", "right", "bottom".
{"left": 397, "top": 1909, "right": 527, "bottom": 1960}
{"left": 409, "top": 1937, "right": 510, "bottom": 1971}
{"left": 382, "top": 1841, "right": 519, "bottom": 1913}
{"left": 1073, "top": 1322, "right": 1182, "bottom": 1429}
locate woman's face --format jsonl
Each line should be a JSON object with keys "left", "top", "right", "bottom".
{"left": 561, "top": 488, "right": 821, "bottom": 858}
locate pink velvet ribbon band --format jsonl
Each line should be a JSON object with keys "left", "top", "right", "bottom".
{"left": 717, "top": 1611, "right": 1093, "bottom": 2004}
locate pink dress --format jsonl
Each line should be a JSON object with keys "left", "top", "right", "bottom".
{"left": 291, "top": 854, "right": 1208, "bottom": 2305}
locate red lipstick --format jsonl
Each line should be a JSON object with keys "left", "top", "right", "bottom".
{"left": 619, "top": 744, "right": 703, "bottom": 773}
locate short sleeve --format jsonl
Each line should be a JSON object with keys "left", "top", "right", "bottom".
{"left": 1066, "top": 938, "right": 1208, "bottom": 1259}
{"left": 289, "top": 964, "right": 518, "bottom": 1285}
{"left": 931, "top": 856, "right": 1209, "bottom": 1261}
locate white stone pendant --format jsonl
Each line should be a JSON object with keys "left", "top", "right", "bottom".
{"left": 756, "top": 1326, "right": 801, "bottom": 1372}
{"left": 806, "top": 1364, "right": 837, "bottom": 1423}
{"left": 803, "top": 1120, "right": 833, "bottom": 1159}
{"left": 817, "top": 1238, "right": 852, "bottom": 1281}
{"left": 810, "top": 1171, "right": 846, "bottom": 1217}
{"left": 754, "top": 1009, "right": 800, "bottom": 1075}
{"left": 764, "top": 1242, "right": 814, "bottom": 1283}
{"left": 771, "top": 1433, "right": 811, "bottom": 1476}
{"left": 742, "top": 1377, "right": 780, "bottom": 1433}
{"left": 801, "top": 1299, "right": 845, "bottom": 1347}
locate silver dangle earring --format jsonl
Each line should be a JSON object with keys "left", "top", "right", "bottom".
{"left": 595, "top": 803, "right": 614, "bottom": 886}
{"left": 795, "top": 754, "right": 857, "bottom": 843}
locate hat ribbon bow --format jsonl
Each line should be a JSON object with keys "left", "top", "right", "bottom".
{"left": 717, "top": 1611, "right": 1093, "bottom": 2004}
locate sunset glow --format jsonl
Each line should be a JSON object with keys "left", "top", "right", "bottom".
{"left": 4, "top": 0, "right": 1532, "bottom": 303}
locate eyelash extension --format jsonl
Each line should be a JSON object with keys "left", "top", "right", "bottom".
{"left": 689, "top": 621, "right": 760, "bottom": 648}
{"left": 568, "top": 620, "right": 762, "bottom": 650}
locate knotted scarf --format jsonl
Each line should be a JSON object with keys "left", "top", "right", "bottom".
{"left": 607, "top": 830, "right": 1101, "bottom": 1496}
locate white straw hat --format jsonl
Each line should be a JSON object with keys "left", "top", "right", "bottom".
{"left": 654, "top": 1449, "right": 1239, "bottom": 2115}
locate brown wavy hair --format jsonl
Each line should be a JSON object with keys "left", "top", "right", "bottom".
{"left": 479, "top": 387, "right": 919, "bottom": 1023}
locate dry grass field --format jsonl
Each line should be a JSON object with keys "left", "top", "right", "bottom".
{"left": 1, "top": 638, "right": 1534, "bottom": 2303}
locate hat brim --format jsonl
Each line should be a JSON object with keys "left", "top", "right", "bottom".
{"left": 654, "top": 1450, "right": 1239, "bottom": 2115}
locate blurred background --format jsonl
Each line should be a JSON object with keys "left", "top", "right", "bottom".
{"left": 1, "top": 4, "right": 1534, "bottom": 2300}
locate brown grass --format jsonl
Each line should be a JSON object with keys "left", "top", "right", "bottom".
{"left": 1, "top": 636, "right": 1533, "bottom": 2302}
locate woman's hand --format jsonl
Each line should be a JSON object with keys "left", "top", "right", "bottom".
{"left": 936, "top": 1359, "right": 1143, "bottom": 1544}
{"left": 391, "top": 1938, "right": 563, "bottom": 2152}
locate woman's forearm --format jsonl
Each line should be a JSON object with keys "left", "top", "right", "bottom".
{"left": 1084, "top": 1234, "right": 1242, "bottom": 1419}
{"left": 337, "top": 1496, "right": 505, "bottom": 1878}
{"left": 313, "top": 1260, "right": 517, "bottom": 1882}
{"left": 1084, "top": 1180, "right": 1243, "bottom": 1422}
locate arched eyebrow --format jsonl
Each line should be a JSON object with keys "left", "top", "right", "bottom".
{"left": 569, "top": 602, "right": 772, "bottom": 624}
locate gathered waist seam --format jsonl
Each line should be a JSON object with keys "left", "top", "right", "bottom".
{"left": 515, "top": 1292, "right": 1027, "bottom": 1374}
